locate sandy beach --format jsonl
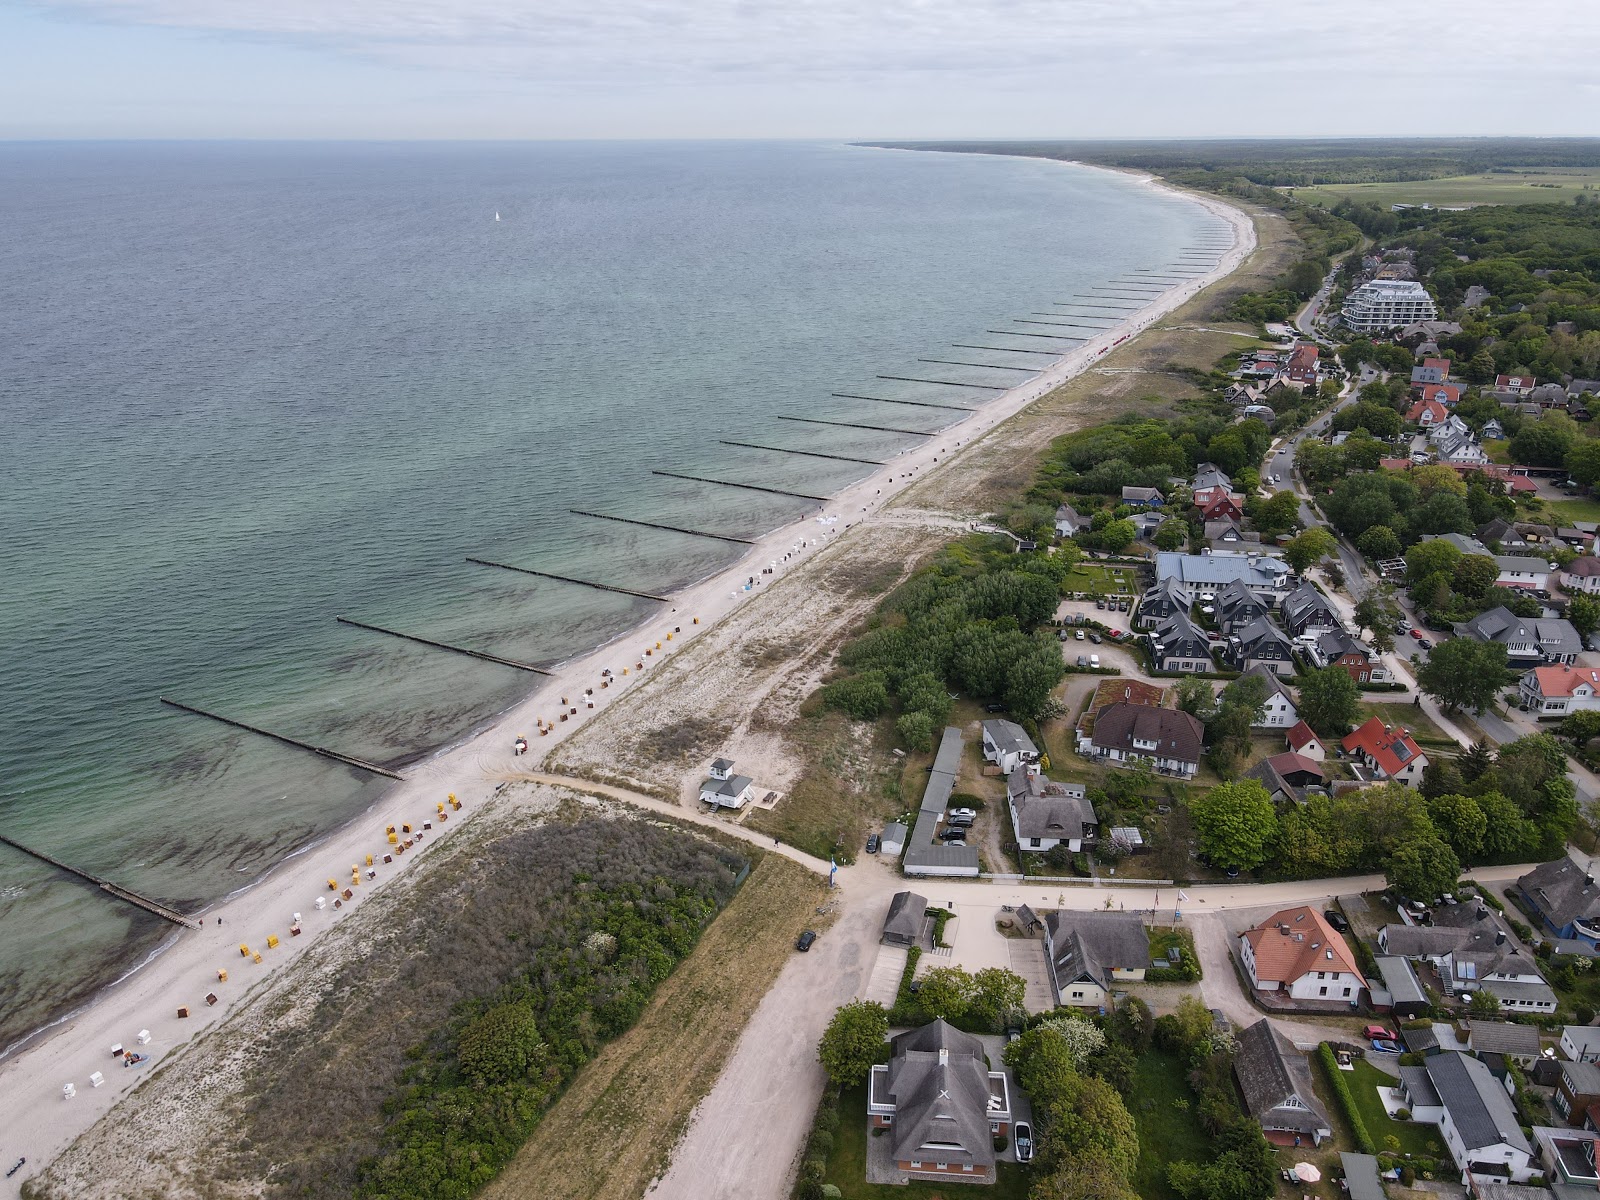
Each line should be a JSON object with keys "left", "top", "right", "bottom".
{"left": 0, "top": 165, "right": 1255, "bottom": 1197}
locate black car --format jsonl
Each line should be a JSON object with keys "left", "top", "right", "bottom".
{"left": 796, "top": 930, "right": 817, "bottom": 952}
{"left": 1089, "top": 633, "right": 1103, "bottom": 644}
{"left": 938, "top": 827, "right": 969, "bottom": 841}
{"left": 1323, "top": 909, "right": 1350, "bottom": 933}
{"left": 866, "top": 833, "right": 880, "bottom": 854}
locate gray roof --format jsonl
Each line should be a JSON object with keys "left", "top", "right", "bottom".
{"left": 882, "top": 821, "right": 907, "bottom": 842}
{"left": 711, "top": 757, "right": 735, "bottom": 772}
{"left": 1123, "top": 486, "right": 1164, "bottom": 502}
{"left": 1281, "top": 580, "right": 1340, "bottom": 631}
{"left": 884, "top": 891, "right": 928, "bottom": 940}
{"left": 1562, "top": 1060, "right": 1600, "bottom": 1096}
{"left": 982, "top": 719, "right": 1037, "bottom": 762}
{"left": 1400, "top": 1063, "right": 1440, "bottom": 1107}
{"left": 1156, "top": 550, "right": 1292, "bottom": 590}
{"left": 1150, "top": 610, "right": 1212, "bottom": 659}
{"left": 703, "top": 773, "right": 753, "bottom": 797}
{"left": 1466, "top": 1020, "right": 1541, "bottom": 1056}
{"left": 1375, "top": 955, "right": 1427, "bottom": 1006}
{"left": 1234, "top": 614, "right": 1293, "bottom": 654}
{"left": 1521, "top": 858, "right": 1600, "bottom": 930}
{"left": 1241, "top": 661, "right": 1298, "bottom": 706}
{"left": 1564, "top": 1026, "right": 1600, "bottom": 1055}
{"left": 1340, "top": 1153, "right": 1386, "bottom": 1200}
{"left": 903, "top": 727, "right": 980, "bottom": 875}
{"left": 884, "top": 1020, "right": 997, "bottom": 1169}
{"left": 1008, "top": 769, "right": 1097, "bottom": 842}
{"left": 1480, "top": 977, "right": 1559, "bottom": 1007}
{"left": 1424, "top": 1051, "right": 1531, "bottom": 1154}
{"left": 1045, "top": 910, "right": 1149, "bottom": 992}
{"left": 1381, "top": 923, "right": 1469, "bottom": 959}
{"left": 1233, "top": 1018, "right": 1332, "bottom": 1137}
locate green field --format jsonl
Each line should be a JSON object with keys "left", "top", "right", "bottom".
{"left": 1548, "top": 497, "right": 1600, "bottom": 524}
{"left": 1063, "top": 562, "right": 1141, "bottom": 595}
{"left": 1128, "top": 1049, "right": 1215, "bottom": 1200}
{"left": 1285, "top": 168, "right": 1600, "bottom": 209}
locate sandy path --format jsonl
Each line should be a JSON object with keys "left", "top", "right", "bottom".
{"left": 0, "top": 165, "right": 1254, "bottom": 1197}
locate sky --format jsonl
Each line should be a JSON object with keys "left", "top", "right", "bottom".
{"left": 2, "top": 0, "right": 1598, "bottom": 140}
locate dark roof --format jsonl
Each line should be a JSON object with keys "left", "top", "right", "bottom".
{"left": 982, "top": 719, "right": 1037, "bottom": 762}
{"left": 1424, "top": 1051, "right": 1531, "bottom": 1154}
{"left": 1009, "top": 769, "right": 1097, "bottom": 841}
{"left": 1242, "top": 662, "right": 1298, "bottom": 706}
{"left": 884, "top": 891, "right": 928, "bottom": 940}
{"left": 1520, "top": 858, "right": 1600, "bottom": 930}
{"left": 1340, "top": 1154, "right": 1386, "bottom": 1200}
{"left": 1045, "top": 910, "right": 1149, "bottom": 992}
{"left": 884, "top": 1020, "right": 997, "bottom": 1169}
{"left": 1234, "top": 615, "right": 1293, "bottom": 655}
{"left": 1381, "top": 924, "right": 1468, "bottom": 959}
{"left": 1562, "top": 1060, "right": 1600, "bottom": 1096}
{"left": 1091, "top": 703, "right": 1204, "bottom": 765}
{"left": 1233, "top": 1019, "right": 1332, "bottom": 1137}
{"left": 1466, "top": 1021, "right": 1541, "bottom": 1056}
{"left": 1375, "top": 955, "right": 1427, "bottom": 1006}
{"left": 904, "top": 727, "right": 980, "bottom": 875}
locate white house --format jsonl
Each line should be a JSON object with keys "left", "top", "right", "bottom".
{"left": 1238, "top": 906, "right": 1366, "bottom": 1005}
{"left": 1520, "top": 665, "right": 1600, "bottom": 717}
{"left": 1398, "top": 1052, "right": 1535, "bottom": 1181}
{"left": 1495, "top": 554, "right": 1555, "bottom": 592}
{"left": 1286, "top": 721, "right": 1327, "bottom": 762}
{"left": 1562, "top": 558, "right": 1600, "bottom": 595}
{"left": 1008, "top": 768, "right": 1097, "bottom": 854}
{"left": 1044, "top": 911, "right": 1149, "bottom": 1008}
{"left": 1562, "top": 1026, "right": 1600, "bottom": 1064}
{"left": 1241, "top": 663, "right": 1299, "bottom": 729}
{"left": 1342, "top": 718, "right": 1429, "bottom": 786}
{"left": 982, "top": 719, "right": 1040, "bottom": 775}
{"left": 698, "top": 758, "right": 754, "bottom": 809}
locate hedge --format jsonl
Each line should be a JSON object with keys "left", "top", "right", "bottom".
{"left": 1317, "top": 1043, "right": 1376, "bottom": 1155}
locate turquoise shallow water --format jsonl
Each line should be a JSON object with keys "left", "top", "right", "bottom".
{"left": 0, "top": 140, "right": 1224, "bottom": 1050}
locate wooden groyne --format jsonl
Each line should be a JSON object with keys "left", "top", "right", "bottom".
{"left": 650, "top": 470, "right": 832, "bottom": 503}
{"left": 1062, "top": 302, "right": 1142, "bottom": 310}
{"left": 461, "top": 561, "right": 669, "bottom": 604}
{"left": 986, "top": 330, "right": 1085, "bottom": 342}
{"left": 1016, "top": 320, "right": 1093, "bottom": 331}
{"left": 776, "top": 415, "right": 935, "bottom": 437}
{"left": 0, "top": 836, "right": 202, "bottom": 929}
{"left": 718, "top": 440, "right": 887, "bottom": 466}
{"left": 916, "top": 358, "right": 1036, "bottom": 373}
{"left": 874, "top": 375, "right": 1007, "bottom": 391}
{"left": 159, "top": 697, "right": 405, "bottom": 778}
{"left": 831, "top": 392, "right": 973, "bottom": 412}
{"left": 950, "top": 343, "right": 1060, "bottom": 356}
{"left": 334, "top": 617, "right": 554, "bottom": 674}
{"left": 569, "top": 509, "right": 757, "bottom": 545}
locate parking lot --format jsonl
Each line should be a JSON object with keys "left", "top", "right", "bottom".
{"left": 910, "top": 902, "right": 1056, "bottom": 1013}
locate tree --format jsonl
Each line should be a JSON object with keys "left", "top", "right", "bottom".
{"left": 1464, "top": 349, "right": 1497, "bottom": 385}
{"left": 1034, "top": 1073, "right": 1139, "bottom": 1183}
{"left": 1417, "top": 637, "right": 1510, "bottom": 713}
{"left": 1190, "top": 780, "right": 1278, "bottom": 872}
{"left": 1035, "top": 1013, "right": 1108, "bottom": 1063}
{"left": 1033, "top": 1151, "right": 1141, "bottom": 1200}
{"left": 1426, "top": 792, "right": 1487, "bottom": 860}
{"left": 1385, "top": 834, "right": 1462, "bottom": 904}
{"left": 1283, "top": 527, "right": 1337, "bottom": 574}
{"left": 1353, "top": 588, "right": 1397, "bottom": 637}
{"left": 1298, "top": 665, "right": 1361, "bottom": 736}
{"left": 916, "top": 966, "right": 975, "bottom": 1020}
{"left": 1511, "top": 418, "right": 1577, "bottom": 468}
{"left": 1569, "top": 594, "right": 1600, "bottom": 640}
{"left": 1560, "top": 709, "right": 1600, "bottom": 748}
{"left": 1467, "top": 989, "right": 1503, "bottom": 1018}
{"left": 1452, "top": 555, "right": 1500, "bottom": 599}
{"left": 1357, "top": 525, "right": 1402, "bottom": 561}
{"left": 1250, "top": 490, "right": 1301, "bottom": 538}
{"left": 896, "top": 711, "right": 935, "bottom": 752}
{"left": 457, "top": 1001, "right": 545, "bottom": 1085}
{"left": 1567, "top": 439, "right": 1600, "bottom": 488}
{"left": 1098, "top": 519, "right": 1137, "bottom": 554}
{"left": 1155, "top": 519, "right": 1188, "bottom": 551}
{"left": 1175, "top": 675, "right": 1217, "bottom": 721}
{"left": 969, "top": 967, "right": 1027, "bottom": 1030}
{"left": 1168, "top": 1121, "right": 1277, "bottom": 1200}
{"left": 816, "top": 1000, "right": 889, "bottom": 1086}
{"left": 1404, "top": 538, "right": 1462, "bottom": 588}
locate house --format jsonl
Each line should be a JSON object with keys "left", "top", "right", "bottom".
{"left": 1148, "top": 611, "right": 1215, "bottom": 673}
{"left": 1205, "top": 517, "right": 1259, "bottom": 548}
{"left": 1458, "top": 607, "right": 1581, "bottom": 665}
{"left": 1396, "top": 1051, "right": 1535, "bottom": 1180}
{"left": 867, "top": 1019, "right": 1011, "bottom": 1183}
{"left": 1483, "top": 418, "right": 1506, "bottom": 441}
{"left": 1043, "top": 910, "right": 1149, "bottom": 1008}
{"left": 1215, "top": 578, "right": 1274, "bottom": 634}
{"left": 1233, "top": 1018, "right": 1333, "bottom": 1146}
{"left": 1372, "top": 954, "right": 1430, "bottom": 1019}
{"left": 1562, "top": 1026, "right": 1600, "bottom": 1064}
{"left": 1465, "top": 1021, "right": 1542, "bottom": 1063}
{"left": 1341, "top": 1154, "right": 1387, "bottom": 1200}
{"left": 1054, "top": 502, "right": 1089, "bottom": 538}
{"left": 1313, "top": 629, "right": 1385, "bottom": 684}
{"left": 1518, "top": 859, "right": 1600, "bottom": 950}
{"left": 1561, "top": 558, "right": 1600, "bottom": 595}
{"left": 1155, "top": 550, "right": 1294, "bottom": 597}
{"left": 880, "top": 821, "right": 907, "bottom": 857}
{"left": 1519, "top": 664, "right": 1600, "bottom": 717}
{"left": 1342, "top": 717, "right": 1428, "bottom": 785}
{"left": 1085, "top": 702, "right": 1204, "bottom": 778}
{"left": 1478, "top": 517, "right": 1527, "bottom": 550}
{"left": 1238, "top": 906, "right": 1366, "bottom": 1004}
{"left": 1008, "top": 768, "right": 1097, "bottom": 853}
{"left": 1531, "top": 383, "right": 1570, "bottom": 409}
{"left": 1568, "top": 380, "right": 1600, "bottom": 401}
{"left": 1381, "top": 902, "right": 1556, "bottom": 1008}
{"left": 1136, "top": 578, "right": 1193, "bottom": 630}
{"left": 1342, "top": 280, "right": 1438, "bottom": 333}
{"left": 1286, "top": 720, "right": 1326, "bottom": 761}
{"left": 1557, "top": 1062, "right": 1600, "bottom": 1126}
{"left": 1285, "top": 343, "right": 1320, "bottom": 385}
{"left": 1246, "top": 752, "right": 1326, "bottom": 804}
{"left": 1408, "top": 397, "right": 1450, "bottom": 426}
{"left": 1412, "top": 358, "right": 1452, "bottom": 385}
{"left": 1229, "top": 616, "right": 1297, "bottom": 678}
{"left": 699, "top": 760, "right": 755, "bottom": 809}
{"left": 1226, "top": 383, "right": 1263, "bottom": 408}
{"left": 1493, "top": 556, "right": 1557, "bottom": 593}
{"left": 1531, "top": 1125, "right": 1600, "bottom": 1190}
{"left": 1122, "top": 486, "right": 1165, "bottom": 508}
{"left": 1194, "top": 487, "right": 1246, "bottom": 523}
{"left": 1416, "top": 382, "right": 1465, "bottom": 408}
{"left": 1497, "top": 374, "right": 1538, "bottom": 397}
{"left": 981, "top": 719, "right": 1039, "bottom": 775}
{"left": 1241, "top": 663, "right": 1299, "bottom": 728}
{"left": 903, "top": 727, "right": 980, "bottom": 878}
{"left": 1280, "top": 581, "right": 1342, "bottom": 638}
{"left": 883, "top": 891, "right": 928, "bottom": 946}
{"left": 1192, "top": 462, "right": 1234, "bottom": 494}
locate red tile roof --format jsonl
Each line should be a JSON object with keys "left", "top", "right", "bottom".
{"left": 1417, "top": 383, "right": 1463, "bottom": 405}
{"left": 1341, "top": 717, "right": 1426, "bottom": 777}
{"left": 1528, "top": 664, "right": 1600, "bottom": 699}
{"left": 1406, "top": 398, "right": 1449, "bottom": 424}
{"left": 1242, "top": 906, "right": 1366, "bottom": 987}
{"left": 1286, "top": 720, "right": 1320, "bottom": 751}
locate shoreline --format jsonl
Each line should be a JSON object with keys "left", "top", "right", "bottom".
{"left": 0, "top": 162, "right": 1258, "bottom": 1194}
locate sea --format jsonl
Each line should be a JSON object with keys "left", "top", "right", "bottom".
{"left": 0, "top": 140, "right": 1224, "bottom": 1052}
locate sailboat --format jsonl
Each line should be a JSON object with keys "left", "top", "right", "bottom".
{"left": 494, "top": 211, "right": 501, "bottom": 222}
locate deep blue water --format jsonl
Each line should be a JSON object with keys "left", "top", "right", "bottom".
{"left": 0, "top": 140, "right": 1223, "bottom": 1049}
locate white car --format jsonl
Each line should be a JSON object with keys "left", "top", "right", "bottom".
{"left": 949, "top": 808, "right": 977, "bottom": 820}
{"left": 1089, "top": 654, "right": 1100, "bottom": 668}
{"left": 1014, "top": 1121, "right": 1034, "bottom": 1163}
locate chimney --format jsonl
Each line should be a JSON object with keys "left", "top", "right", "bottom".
{"left": 1496, "top": 931, "right": 1507, "bottom": 946}
{"left": 939, "top": 1047, "right": 948, "bottom": 1067}
{"left": 1476, "top": 907, "right": 1489, "bottom": 921}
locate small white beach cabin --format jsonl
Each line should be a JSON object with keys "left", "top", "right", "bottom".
{"left": 700, "top": 758, "right": 754, "bottom": 809}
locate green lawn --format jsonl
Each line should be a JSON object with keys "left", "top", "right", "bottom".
{"left": 1343, "top": 1060, "right": 1444, "bottom": 1159}
{"left": 1548, "top": 497, "right": 1600, "bottom": 524}
{"left": 1127, "top": 1049, "right": 1215, "bottom": 1200}
{"left": 824, "top": 1085, "right": 1030, "bottom": 1199}
{"left": 1284, "top": 168, "right": 1600, "bottom": 209}
{"left": 1483, "top": 439, "right": 1513, "bottom": 465}
{"left": 1358, "top": 701, "right": 1456, "bottom": 750}
{"left": 1063, "top": 563, "right": 1140, "bottom": 595}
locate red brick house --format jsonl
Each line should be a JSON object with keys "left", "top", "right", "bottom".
{"left": 1285, "top": 343, "right": 1320, "bottom": 385}
{"left": 1194, "top": 486, "right": 1245, "bottom": 522}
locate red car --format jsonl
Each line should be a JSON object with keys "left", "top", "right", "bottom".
{"left": 1364, "top": 1024, "right": 1398, "bottom": 1041}
{"left": 1409, "top": 628, "right": 1423, "bottom": 639}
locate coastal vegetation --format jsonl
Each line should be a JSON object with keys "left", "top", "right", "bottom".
{"left": 232, "top": 815, "right": 749, "bottom": 1200}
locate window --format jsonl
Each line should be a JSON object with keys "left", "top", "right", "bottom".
{"left": 1029, "top": 838, "right": 1040, "bottom": 849}
{"left": 1317, "top": 971, "right": 1326, "bottom": 980}
{"left": 1071, "top": 990, "right": 1084, "bottom": 999}
{"left": 1343, "top": 988, "right": 1351, "bottom": 997}
{"left": 935, "top": 1163, "right": 948, "bottom": 1171}
{"left": 910, "top": 1161, "right": 922, "bottom": 1169}
{"left": 1319, "top": 987, "right": 1328, "bottom": 996}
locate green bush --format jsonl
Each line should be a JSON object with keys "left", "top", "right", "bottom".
{"left": 993, "top": 1133, "right": 1010, "bottom": 1152}
{"left": 807, "top": 1130, "right": 834, "bottom": 1158}
{"left": 1317, "top": 1043, "right": 1376, "bottom": 1154}
{"left": 801, "top": 1159, "right": 826, "bottom": 1182}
